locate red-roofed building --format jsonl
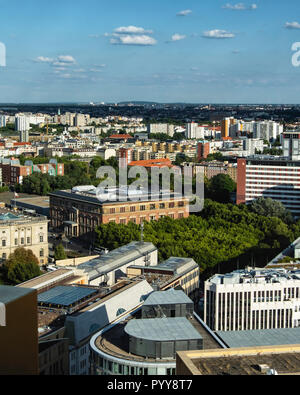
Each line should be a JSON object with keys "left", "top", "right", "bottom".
{"left": 109, "top": 134, "right": 132, "bottom": 142}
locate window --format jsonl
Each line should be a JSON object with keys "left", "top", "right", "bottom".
{"left": 120, "top": 207, "right": 126, "bottom": 213}
{"left": 40, "top": 249, "right": 44, "bottom": 257}
{"left": 27, "top": 237, "right": 31, "bottom": 244}
{"left": 2, "top": 239, "right": 6, "bottom": 247}
{"left": 150, "top": 204, "right": 156, "bottom": 210}
{"left": 130, "top": 206, "right": 136, "bottom": 212}
{"left": 109, "top": 208, "right": 115, "bottom": 214}
{"left": 40, "top": 235, "right": 44, "bottom": 243}
{"left": 140, "top": 205, "right": 146, "bottom": 211}
{"left": 15, "top": 238, "right": 18, "bottom": 246}
{"left": 159, "top": 203, "right": 165, "bottom": 209}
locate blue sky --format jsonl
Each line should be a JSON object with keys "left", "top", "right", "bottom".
{"left": 1, "top": 0, "right": 300, "bottom": 103}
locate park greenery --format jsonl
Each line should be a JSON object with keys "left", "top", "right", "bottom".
{"left": 0, "top": 248, "right": 42, "bottom": 285}
{"left": 94, "top": 198, "right": 300, "bottom": 280}
{"left": 54, "top": 244, "right": 67, "bottom": 261}
{"left": 15, "top": 156, "right": 119, "bottom": 195}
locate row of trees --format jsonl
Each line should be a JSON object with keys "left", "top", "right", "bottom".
{"left": 94, "top": 198, "right": 300, "bottom": 280}
{"left": 15, "top": 156, "right": 119, "bottom": 195}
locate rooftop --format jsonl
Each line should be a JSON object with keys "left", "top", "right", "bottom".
{"left": 37, "top": 285, "right": 98, "bottom": 309}
{"left": 77, "top": 241, "right": 157, "bottom": 279}
{"left": 125, "top": 317, "right": 202, "bottom": 342}
{"left": 11, "top": 196, "right": 50, "bottom": 208}
{"left": 0, "top": 285, "right": 36, "bottom": 305}
{"left": 94, "top": 312, "right": 222, "bottom": 364}
{"left": 0, "top": 206, "right": 48, "bottom": 224}
{"left": 49, "top": 186, "right": 188, "bottom": 205}
{"left": 192, "top": 346, "right": 300, "bottom": 375}
{"left": 216, "top": 327, "right": 300, "bottom": 349}
{"left": 207, "top": 267, "right": 300, "bottom": 286}
{"left": 143, "top": 289, "right": 193, "bottom": 306}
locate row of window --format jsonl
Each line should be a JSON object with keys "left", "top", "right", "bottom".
{"left": 107, "top": 201, "right": 185, "bottom": 214}
{"left": 108, "top": 213, "right": 185, "bottom": 224}
{"left": 92, "top": 354, "right": 175, "bottom": 376}
{"left": 1, "top": 235, "right": 44, "bottom": 247}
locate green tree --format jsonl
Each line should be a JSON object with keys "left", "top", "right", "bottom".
{"left": 54, "top": 244, "right": 67, "bottom": 260}
{"left": 2, "top": 248, "right": 42, "bottom": 285}
{"left": 206, "top": 174, "right": 236, "bottom": 203}
{"left": 249, "top": 197, "right": 294, "bottom": 224}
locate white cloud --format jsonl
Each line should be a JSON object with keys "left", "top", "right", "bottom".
{"left": 285, "top": 22, "right": 300, "bottom": 29}
{"left": 35, "top": 55, "right": 76, "bottom": 67}
{"left": 106, "top": 26, "right": 156, "bottom": 46}
{"left": 89, "top": 34, "right": 101, "bottom": 38}
{"left": 176, "top": 9, "right": 192, "bottom": 16}
{"left": 110, "top": 34, "right": 157, "bottom": 46}
{"left": 222, "top": 3, "right": 257, "bottom": 10}
{"left": 170, "top": 34, "right": 186, "bottom": 42}
{"left": 57, "top": 55, "right": 76, "bottom": 64}
{"left": 203, "top": 29, "right": 235, "bottom": 39}
{"left": 114, "top": 26, "right": 153, "bottom": 34}
{"left": 35, "top": 56, "right": 54, "bottom": 63}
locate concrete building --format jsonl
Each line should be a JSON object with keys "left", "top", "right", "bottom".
{"left": 236, "top": 156, "right": 300, "bottom": 216}
{"left": 147, "top": 123, "right": 175, "bottom": 137}
{"left": 127, "top": 256, "right": 200, "bottom": 300}
{"left": 65, "top": 278, "right": 154, "bottom": 375}
{"left": 197, "top": 142, "right": 211, "bottom": 160}
{"left": 282, "top": 130, "right": 300, "bottom": 160}
{"left": 49, "top": 186, "right": 189, "bottom": 239}
{"left": 0, "top": 158, "right": 64, "bottom": 185}
{"left": 15, "top": 114, "right": 30, "bottom": 132}
{"left": 204, "top": 267, "right": 300, "bottom": 332}
{"left": 75, "top": 241, "right": 158, "bottom": 287}
{"left": 0, "top": 207, "right": 49, "bottom": 265}
{"left": 242, "top": 138, "right": 264, "bottom": 155}
{"left": 0, "top": 115, "right": 7, "bottom": 128}
{"left": 89, "top": 289, "right": 222, "bottom": 375}
{"left": 176, "top": 344, "right": 300, "bottom": 375}
{"left": 0, "top": 285, "right": 39, "bottom": 375}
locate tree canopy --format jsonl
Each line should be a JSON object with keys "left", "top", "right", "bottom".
{"left": 94, "top": 199, "right": 300, "bottom": 279}
{"left": 1, "top": 248, "right": 42, "bottom": 285}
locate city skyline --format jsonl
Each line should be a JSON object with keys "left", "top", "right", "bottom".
{"left": 1, "top": 0, "right": 300, "bottom": 103}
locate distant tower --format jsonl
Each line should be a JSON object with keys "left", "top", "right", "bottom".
{"left": 58, "top": 108, "right": 61, "bottom": 116}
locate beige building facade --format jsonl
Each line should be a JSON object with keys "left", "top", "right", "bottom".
{"left": 0, "top": 209, "right": 49, "bottom": 265}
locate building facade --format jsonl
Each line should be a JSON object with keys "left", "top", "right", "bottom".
{"left": 204, "top": 268, "right": 300, "bottom": 332}
{"left": 49, "top": 187, "right": 189, "bottom": 239}
{"left": 0, "top": 209, "right": 49, "bottom": 264}
{"left": 236, "top": 156, "right": 300, "bottom": 216}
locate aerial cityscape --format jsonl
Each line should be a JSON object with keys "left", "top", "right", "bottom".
{"left": 2, "top": 0, "right": 300, "bottom": 381}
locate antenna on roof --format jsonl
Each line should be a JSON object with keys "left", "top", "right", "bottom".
{"left": 141, "top": 221, "right": 144, "bottom": 243}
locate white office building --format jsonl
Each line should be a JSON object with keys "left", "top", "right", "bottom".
{"left": 0, "top": 115, "right": 6, "bottom": 128}
{"left": 204, "top": 267, "right": 300, "bottom": 332}
{"left": 15, "top": 114, "right": 30, "bottom": 132}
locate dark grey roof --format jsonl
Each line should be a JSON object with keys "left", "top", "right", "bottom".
{"left": 124, "top": 317, "right": 202, "bottom": 342}
{"left": 0, "top": 285, "right": 35, "bottom": 305}
{"left": 78, "top": 241, "right": 157, "bottom": 279}
{"left": 37, "top": 285, "right": 98, "bottom": 308}
{"left": 216, "top": 328, "right": 300, "bottom": 348}
{"left": 143, "top": 289, "right": 193, "bottom": 306}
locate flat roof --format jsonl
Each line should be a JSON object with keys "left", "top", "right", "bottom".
{"left": 125, "top": 317, "right": 202, "bottom": 342}
{"left": 38, "top": 285, "right": 98, "bottom": 308}
{"left": 143, "top": 289, "right": 193, "bottom": 306}
{"left": 78, "top": 241, "right": 157, "bottom": 279}
{"left": 194, "top": 349, "right": 300, "bottom": 375}
{"left": 216, "top": 328, "right": 300, "bottom": 348}
{"left": 11, "top": 196, "right": 50, "bottom": 208}
{"left": 0, "top": 285, "right": 35, "bottom": 305}
{"left": 93, "top": 313, "right": 221, "bottom": 364}
{"left": 16, "top": 269, "right": 75, "bottom": 290}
